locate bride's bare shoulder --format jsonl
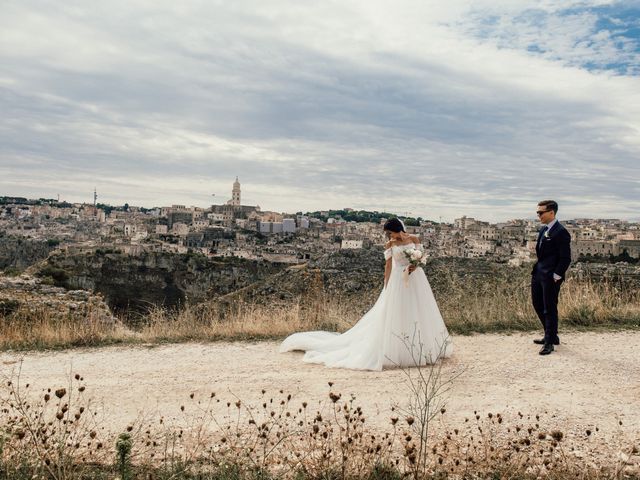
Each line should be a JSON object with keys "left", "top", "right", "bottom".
{"left": 409, "top": 234, "right": 420, "bottom": 244}
{"left": 384, "top": 240, "right": 394, "bottom": 249}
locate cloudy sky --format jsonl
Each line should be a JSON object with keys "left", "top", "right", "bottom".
{"left": 1, "top": 0, "right": 639, "bottom": 222}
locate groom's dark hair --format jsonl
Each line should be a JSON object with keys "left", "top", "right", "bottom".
{"left": 538, "top": 200, "right": 558, "bottom": 214}
{"left": 383, "top": 218, "right": 405, "bottom": 233}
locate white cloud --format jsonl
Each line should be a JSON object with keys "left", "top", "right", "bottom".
{"left": 0, "top": 0, "right": 638, "bottom": 221}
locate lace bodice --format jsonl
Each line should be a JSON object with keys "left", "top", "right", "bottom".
{"left": 384, "top": 243, "right": 424, "bottom": 266}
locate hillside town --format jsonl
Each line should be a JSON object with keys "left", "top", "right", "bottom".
{"left": 2, "top": 179, "right": 639, "bottom": 266}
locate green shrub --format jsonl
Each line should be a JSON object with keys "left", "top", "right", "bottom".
{"left": 0, "top": 299, "right": 21, "bottom": 317}
{"left": 36, "top": 265, "right": 70, "bottom": 288}
{"left": 116, "top": 433, "right": 133, "bottom": 480}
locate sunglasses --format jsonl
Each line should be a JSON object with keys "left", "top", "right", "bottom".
{"left": 536, "top": 210, "right": 550, "bottom": 216}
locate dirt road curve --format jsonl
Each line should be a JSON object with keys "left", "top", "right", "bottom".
{"left": 1, "top": 331, "right": 639, "bottom": 437}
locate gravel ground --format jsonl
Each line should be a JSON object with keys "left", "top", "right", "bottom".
{"left": 1, "top": 331, "right": 639, "bottom": 450}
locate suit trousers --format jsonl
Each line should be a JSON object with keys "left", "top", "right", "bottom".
{"left": 531, "top": 271, "right": 562, "bottom": 344}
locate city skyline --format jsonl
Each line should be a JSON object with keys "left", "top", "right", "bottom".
{"left": 1, "top": 1, "right": 639, "bottom": 222}
{"left": 2, "top": 188, "right": 639, "bottom": 225}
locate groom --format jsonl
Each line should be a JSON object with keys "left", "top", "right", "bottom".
{"left": 531, "top": 200, "right": 571, "bottom": 355}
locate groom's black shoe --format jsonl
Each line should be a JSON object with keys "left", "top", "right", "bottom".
{"left": 533, "top": 338, "right": 559, "bottom": 345}
{"left": 539, "top": 344, "right": 554, "bottom": 355}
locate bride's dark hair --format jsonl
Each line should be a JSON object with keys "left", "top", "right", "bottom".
{"left": 383, "top": 218, "right": 405, "bottom": 233}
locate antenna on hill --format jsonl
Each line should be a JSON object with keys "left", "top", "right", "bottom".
{"left": 93, "top": 187, "right": 98, "bottom": 207}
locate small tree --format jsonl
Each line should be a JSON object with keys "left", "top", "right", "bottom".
{"left": 391, "top": 332, "right": 463, "bottom": 479}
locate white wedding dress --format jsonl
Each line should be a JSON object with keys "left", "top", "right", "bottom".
{"left": 279, "top": 243, "right": 453, "bottom": 371}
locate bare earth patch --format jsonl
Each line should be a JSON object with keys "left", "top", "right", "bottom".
{"left": 1, "top": 331, "right": 639, "bottom": 441}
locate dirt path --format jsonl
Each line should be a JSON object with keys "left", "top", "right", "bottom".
{"left": 1, "top": 331, "right": 639, "bottom": 438}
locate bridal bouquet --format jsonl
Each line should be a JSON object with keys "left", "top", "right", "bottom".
{"left": 403, "top": 247, "right": 429, "bottom": 266}
{"left": 402, "top": 247, "right": 428, "bottom": 285}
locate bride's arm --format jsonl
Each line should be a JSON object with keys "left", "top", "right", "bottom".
{"left": 384, "top": 256, "right": 392, "bottom": 287}
{"left": 383, "top": 243, "right": 393, "bottom": 287}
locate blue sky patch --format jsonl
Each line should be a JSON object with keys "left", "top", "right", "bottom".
{"left": 466, "top": 2, "right": 639, "bottom": 75}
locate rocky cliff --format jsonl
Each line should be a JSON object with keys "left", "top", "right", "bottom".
{"left": 210, "top": 249, "right": 531, "bottom": 313}
{"left": 0, "top": 234, "right": 56, "bottom": 271}
{"left": 29, "top": 248, "right": 532, "bottom": 315}
{"left": 14, "top": 245, "right": 640, "bottom": 324}
{"left": 36, "top": 251, "right": 286, "bottom": 316}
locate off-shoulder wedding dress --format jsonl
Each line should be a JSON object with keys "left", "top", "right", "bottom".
{"left": 279, "top": 243, "right": 453, "bottom": 371}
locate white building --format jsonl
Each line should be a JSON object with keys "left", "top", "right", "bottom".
{"left": 192, "top": 208, "right": 206, "bottom": 220}
{"left": 124, "top": 224, "right": 136, "bottom": 237}
{"left": 283, "top": 218, "right": 296, "bottom": 233}
{"left": 455, "top": 216, "right": 477, "bottom": 230}
{"left": 172, "top": 223, "right": 189, "bottom": 236}
{"left": 298, "top": 216, "right": 310, "bottom": 229}
{"left": 235, "top": 219, "right": 249, "bottom": 229}
{"left": 464, "top": 238, "right": 494, "bottom": 257}
{"left": 208, "top": 212, "right": 226, "bottom": 223}
{"left": 192, "top": 219, "right": 210, "bottom": 230}
{"left": 341, "top": 239, "right": 363, "bottom": 249}
{"left": 259, "top": 221, "right": 272, "bottom": 234}
{"left": 480, "top": 225, "right": 497, "bottom": 240}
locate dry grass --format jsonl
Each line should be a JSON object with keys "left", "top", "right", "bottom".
{"left": 561, "top": 277, "right": 640, "bottom": 327}
{"left": 1, "top": 371, "right": 638, "bottom": 479}
{"left": 435, "top": 267, "right": 640, "bottom": 334}
{"left": 0, "top": 305, "right": 132, "bottom": 351}
{"left": 1, "top": 269, "right": 639, "bottom": 351}
{"left": 137, "top": 298, "right": 354, "bottom": 343}
{"left": 0, "top": 368, "right": 110, "bottom": 479}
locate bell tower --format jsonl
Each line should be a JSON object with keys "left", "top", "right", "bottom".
{"left": 231, "top": 177, "right": 241, "bottom": 206}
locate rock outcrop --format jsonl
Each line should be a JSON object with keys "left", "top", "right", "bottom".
{"left": 0, "top": 273, "right": 116, "bottom": 325}
{"left": 0, "top": 234, "right": 56, "bottom": 271}
{"left": 37, "top": 251, "right": 286, "bottom": 315}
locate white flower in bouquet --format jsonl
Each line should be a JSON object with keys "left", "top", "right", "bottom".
{"left": 403, "top": 248, "right": 426, "bottom": 266}
{"left": 402, "top": 246, "right": 428, "bottom": 286}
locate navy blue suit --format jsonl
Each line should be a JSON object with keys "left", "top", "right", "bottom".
{"left": 531, "top": 221, "right": 571, "bottom": 344}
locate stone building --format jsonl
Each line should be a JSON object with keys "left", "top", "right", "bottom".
{"left": 619, "top": 240, "right": 640, "bottom": 259}
{"left": 211, "top": 177, "right": 260, "bottom": 224}
{"left": 572, "top": 240, "right": 617, "bottom": 260}
{"left": 341, "top": 239, "right": 363, "bottom": 249}
{"left": 283, "top": 218, "right": 296, "bottom": 233}
{"left": 454, "top": 216, "right": 477, "bottom": 230}
{"left": 227, "top": 177, "right": 241, "bottom": 206}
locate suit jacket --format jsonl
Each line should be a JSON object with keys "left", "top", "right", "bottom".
{"left": 532, "top": 221, "right": 572, "bottom": 279}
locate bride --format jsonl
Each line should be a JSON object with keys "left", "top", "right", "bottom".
{"left": 279, "top": 218, "right": 453, "bottom": 371}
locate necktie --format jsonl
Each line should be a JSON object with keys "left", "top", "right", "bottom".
{"left": 538, "top": 226, "right": 547, "bottom": 248}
